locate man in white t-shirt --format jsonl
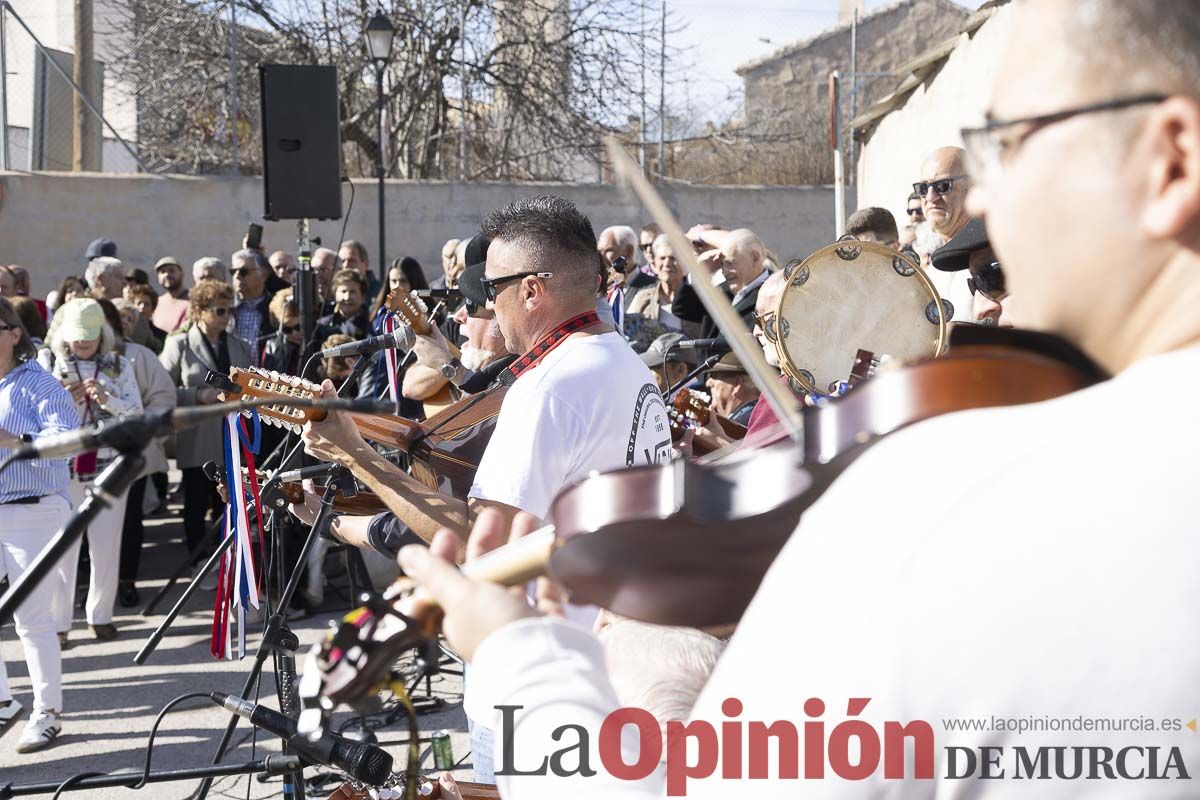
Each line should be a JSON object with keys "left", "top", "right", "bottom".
{"left": 395, "top": 1, "right": 1200, "bottom": 797}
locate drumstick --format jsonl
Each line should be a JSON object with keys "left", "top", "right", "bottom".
{"left": 605, "top": 137, "right": 804, "bottom": 445}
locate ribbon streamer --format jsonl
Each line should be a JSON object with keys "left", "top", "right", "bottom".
{"left": 211, "top": 410, "right": 264, "bottom": 660}
{"left": 383, "top": 313, "right": 401, "bottom": 404}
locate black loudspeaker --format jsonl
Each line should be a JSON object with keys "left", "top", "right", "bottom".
{"left": 259, "top": 64, "right": 342, "bottom": 220}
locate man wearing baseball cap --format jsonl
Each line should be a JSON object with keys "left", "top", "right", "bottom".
{"left": 151, "top": 257, "right": 190, "bottom": 334}
{"left": 930, "top": 217, "right": 1011, "bottom": 327}
{"left": 639, "top": 331, "right": 697, "bottom": 394}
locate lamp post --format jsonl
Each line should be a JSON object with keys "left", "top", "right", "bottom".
{"left": 365, "top": 10, "right": 396, "bottom": 287}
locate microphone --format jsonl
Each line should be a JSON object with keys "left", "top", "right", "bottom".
{"left": 316, "top": 327, "right": 415, "bottom": 359}
{"left": 274, "top": 463, "right": 346, "bottom": 484}
{"left": 413, "top": 288, "right": 463, "bottom": 302}
{"left": 210, "top": 692, "right": 392, "bottom": 786}
{"left": 8, "top": 397, "right": 394, "bottom": 462}
{"left": 675, "top": 337, "right": 732, "bottom": 352}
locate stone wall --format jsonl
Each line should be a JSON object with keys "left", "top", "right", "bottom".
{"left": 0, "top": 171, "right": 841, "bottom": 297}
{"left": 734, "top": 0, "right": 969, "bottom": 184}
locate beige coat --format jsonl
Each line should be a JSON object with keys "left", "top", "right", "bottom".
{"left": 158, "top": 326, "right": 253, "bottom": 470}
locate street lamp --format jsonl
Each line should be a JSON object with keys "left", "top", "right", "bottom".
{"left": 365, "top": 10, "right": 396, "bottom": 288}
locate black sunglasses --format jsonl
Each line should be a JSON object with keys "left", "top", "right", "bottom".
{"left": 230, "top": 268, "right": 256, "bottom": 278}
{"left": 906, "top": 207, "right": 924, "bottom": 216}
{"left": 967, "top": 261, "right": 1006, "bottom": 299}
{"left": 913, "top": 175, "right": 968, "bottom": 198}
{"left": 282, "top": 324, "right": 299, "bottom": 334}
{"left": 480, "top": 271, "right": 553, "bottom": 303}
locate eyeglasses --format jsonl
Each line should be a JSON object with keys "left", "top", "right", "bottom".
{"left": 480, "top": 271, "right": 553, "bottom": 303}
{"left": 967, "top": 261, "right": 1006, "bottom": 300}
{"left": 913, "top": 175, "right": 968, "bottom": 198}
{"left": 210, "top": 306, "right": 231, "bottom": 317}
{"left": 752, "top": 310, "right": 777, "bottom": 342}
{"left": 906, "top": 207, "right": 924, "bottom": 216}
{"left": 961, "top": 94, "right": 1167, "bottom": 185}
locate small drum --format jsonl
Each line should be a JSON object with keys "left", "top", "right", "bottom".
{"left": 769, "top": 239, "right": 947, "bottom": 394}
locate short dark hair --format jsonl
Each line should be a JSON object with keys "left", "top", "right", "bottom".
{"left": 331, "top": 268, "right": 366, "bottom": 295}
{"left": 641, "top": 222, "right": 662, "bottom": 238}
{"left": 480, "top": 195, "right": 603, "bottom": 300}
{"left": 846, "top": 207, "right": 899, "bottom": 243}
{"left": 0, "top": 297, "right": 37, "bottom": 362}
{"left": 907, "top": 191, "right": 921, "bottom": 204}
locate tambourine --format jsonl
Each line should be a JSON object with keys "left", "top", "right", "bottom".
{"left": 768, "top": 239, "right": 948, "bottom": 394}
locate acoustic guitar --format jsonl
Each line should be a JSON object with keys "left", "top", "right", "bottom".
{"left": 386, "top": 290, "right": 460, "bottom": 417}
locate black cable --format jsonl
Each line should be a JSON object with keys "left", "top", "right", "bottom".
{"left": 48, "top": 692, "right": 212, "bottom": 800}
{"left": 338, "top": 178, "right": 356, "bottom": 252}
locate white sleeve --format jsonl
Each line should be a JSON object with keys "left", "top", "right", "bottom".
{"left": 472, "top": 618, "right": 664, "bottom": 800}
{"left": 469, "top": 383, "right": 582, "bottom": 519}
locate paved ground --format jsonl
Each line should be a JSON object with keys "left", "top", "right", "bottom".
{"left": 0, "top": 490, "right": 473, "bottom": 798}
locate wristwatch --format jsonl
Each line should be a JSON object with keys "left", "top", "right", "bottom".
{"left": 19, "top": 433, "right": 33, "bottom": 444}
{"left": 439, "top": 357, "right": 462, "bottom": 380}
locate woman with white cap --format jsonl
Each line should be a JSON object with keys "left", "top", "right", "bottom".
{"left": 38, "top": 298, "right": 143, "bottom": 643}
{"left": 0, "top": 297, "right": 79, "bottom": 752}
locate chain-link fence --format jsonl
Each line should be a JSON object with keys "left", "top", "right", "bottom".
{"left": 0, "top": 1, "right": 149, "bottom": 173}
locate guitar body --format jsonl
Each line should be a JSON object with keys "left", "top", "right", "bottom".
{"left": 408, "top": 386, "right": 508, "bottom": 497}
{"left": 421, "top": 384, "right": 459, "bottom": 418}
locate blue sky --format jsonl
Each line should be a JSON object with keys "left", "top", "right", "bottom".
{"left": 669, "top": 0, "right": 987, "bottom": 124}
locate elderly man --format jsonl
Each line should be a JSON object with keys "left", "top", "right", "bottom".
{"left": 151, "top": 257, "right": 189, "bottom": 334}
{"left": 338, "top": 239, "right": 380, "bottom": 298}
{"left": 430, "top": 238, "right": 460, "bottom": 291}
{"left": 626, "top": 233, "right": 690, "bottom": 335}
{"left": 596, "top": 225, "right": 638, "bottom": 328}
{"left": 230, "top": 249, "right": 271, "bottom": 353}
{"left": 85, "top": 257, "right": 126, "bottom": 300}
{"left": 917, "top": 146, "right": 972, "bottom": 245}
{"left": 672, "top": 227, "right": 769, "bottom": 338}
{"left": 397, "top": 2, "right": 1200, "bottom": 797}
{"left": 192, "top": 256, "right": 226, "bottom": 285}
{"left": 310, "top": 247, "right": 339, "bottom": 309}
{"left": 268, "top": 250, "right": 298, "bottom": 285}
{"left": 5, "top": 266, "right": 46, "bottom": 322}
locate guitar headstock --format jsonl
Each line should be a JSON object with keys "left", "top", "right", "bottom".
{"left": 218, "top": 366, "right": 326, "bottom": 434}
{"left": 672, "top": 388, "right": 711, "bottom": 426}
{"left": 299, "top": 583, "right": 442, "bottom": 715}
{"left": 386, "top": 290, "right": 432, "bottom": 336}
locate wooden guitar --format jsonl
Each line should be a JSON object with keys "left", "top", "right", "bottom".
{"left": 386, "top": 290, "right": 459, "bottom": 417}
{"left": 210, "top": 366, "right": 505, "bottom": 499}
{"left": 330, "top": 777, "right": 499, "bottom": 799}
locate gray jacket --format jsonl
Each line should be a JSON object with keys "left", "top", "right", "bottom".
{"left": 158, "top": 326, "right": 253, "bottom": 470}
{"left": 120, "top": 340, "right": 176, "bottom": 476}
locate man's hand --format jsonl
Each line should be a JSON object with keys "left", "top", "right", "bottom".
{"left": 196, "top": 386, "right": 221, "bottom": 405}
{"left": 411, "top": 326, "right": 453, "bottom": 370}
{"left": 397, "top": 507, "right": 540, "bottom": 661}
{"left": 288, "top": 479, "right": 322, "bottom": 528}
{"left": 301, "top": 380, "right": 375, "bottom": 468}
{"left": 697, "top": 248, "right": 725, "bottom": 273}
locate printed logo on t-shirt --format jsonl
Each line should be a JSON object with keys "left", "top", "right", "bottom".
{"left": 626, "top": 382, "right": 672, "bottom": 466}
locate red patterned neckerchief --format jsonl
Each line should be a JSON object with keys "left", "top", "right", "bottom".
{"left": 498, "top": 310, "right": 602, "bottom": 386}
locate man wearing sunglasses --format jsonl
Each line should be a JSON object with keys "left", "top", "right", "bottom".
{"left": 382, "top": 3, "right": 1200, "bottom": 796}
{"left": 915, "top": 146, "right": 972, "bottom": 245}
{"left": 930, "top": 217, "right": 1011, "bottom": 327}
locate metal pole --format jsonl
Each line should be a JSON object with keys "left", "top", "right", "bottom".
{"left": 831, "top": 71, "right": 845, "bottom": 237}
{"left": 458, "top": 0, "right": 467, "bottom": 180}
{"left": 376, "top": 65, "right": 386, "bottom": 284}
{"left": 0, "top": 3, "right": 9, "bottom": 170}
{"left": 639, "top": 0, "right": 646, "bottom": 175}
{"left": 848, "top": 9, "right": 856, "bottom": 188}
{"left": 229, "top": 0, "right": 238, "bottom": 175}
{"left": 657, "top": 0, "right": 665, "bottom": 183}
{"left": 72, "top": 0, "right": 96, "bottom": 171}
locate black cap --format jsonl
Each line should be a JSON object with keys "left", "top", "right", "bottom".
{"left": 85, "top": 237, "right": 117, "bottom": 260}
{"left": 931, "top": 218, "right": 988, "bottom": 272}
{"left": 125, "top": 267, "right": 151, "bottom": 285}
{"left": 457, "top": 235, "right": 491, "bottom": 306}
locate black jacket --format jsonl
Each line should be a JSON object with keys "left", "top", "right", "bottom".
{"left": 671, "top": 279, "right": 761, "bottom": 339}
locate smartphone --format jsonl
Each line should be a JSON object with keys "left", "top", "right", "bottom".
{"left": 246, "top": 222, "right": 264, "bottom": 251}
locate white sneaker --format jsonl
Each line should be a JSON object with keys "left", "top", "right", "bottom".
{"left": 0, "top": 698, "right": 24, "bottom": 735}
{"left": 15, "top": 710, "right": 61, "bottom": 753}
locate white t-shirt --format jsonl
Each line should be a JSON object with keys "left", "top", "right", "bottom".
{"left": 473, "top": 343, "right": 1200, "bottom": 799}
{"left": 469, "top": 330, "right": 671, "bottom": 520}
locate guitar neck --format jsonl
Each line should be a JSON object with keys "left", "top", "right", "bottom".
{"left": 347, "top": 411, "right": 424, "bottom": 450}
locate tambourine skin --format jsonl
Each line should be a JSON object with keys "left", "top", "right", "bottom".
{"left": 772, "top": 240, "right": 946, "bottom": 394}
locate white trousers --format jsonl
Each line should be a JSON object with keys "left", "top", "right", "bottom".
{"left": 55, "top": 476, "right": 128, "bottom": 630}
{"left": 0, "top": 496, "right": 71, "bottom": 713}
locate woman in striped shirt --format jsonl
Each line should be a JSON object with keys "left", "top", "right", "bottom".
{"left": 0, "top": 297, "right": 79, "bottom": 752}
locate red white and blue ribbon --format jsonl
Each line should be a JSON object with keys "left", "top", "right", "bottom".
{"left": 382, "top": 313, "right": 401, "bottom": 404}
{"left": 211, "top": 410, "right": 265, "bottom": 660}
